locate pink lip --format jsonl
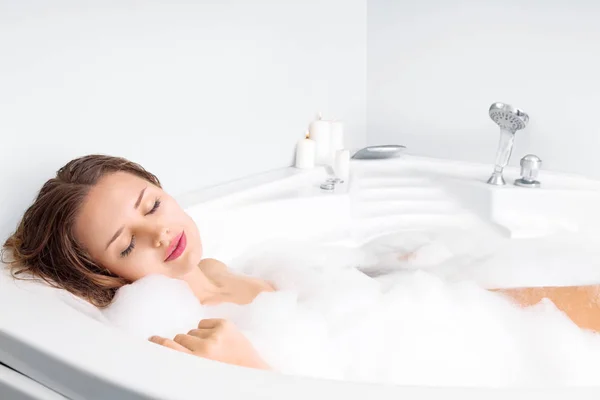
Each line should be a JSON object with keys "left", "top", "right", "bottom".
{"left": 165, "top": 231, "right": 186, "bottom": 262}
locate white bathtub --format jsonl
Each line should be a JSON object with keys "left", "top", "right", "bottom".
{"left": 2, "top": 155, "right": 600, "bottom": 399}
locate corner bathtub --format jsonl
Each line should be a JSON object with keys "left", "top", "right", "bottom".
{"left": 1, "top": 155, "right": 600, "bottom": 400}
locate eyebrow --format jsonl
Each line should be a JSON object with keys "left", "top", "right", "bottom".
{"left": 105, "top": 187, "right": 147, "bottom": 250}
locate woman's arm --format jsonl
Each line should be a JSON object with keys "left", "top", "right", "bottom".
{"left": 492, "top": 285, "right": 600, "bottom": 332}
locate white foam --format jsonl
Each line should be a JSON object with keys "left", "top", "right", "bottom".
{"left": 102, "top": 275, "right": 204, "bottom": 340}
{"left": 102, "top": 228, "right": 600, "bottom": 386}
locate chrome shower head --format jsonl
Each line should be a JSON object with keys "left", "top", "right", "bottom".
{"left": 486, "top": 102, "right": 529, "bottom": 186}
{"left": 489, "top": 102, "right": 529, "bottom": 133}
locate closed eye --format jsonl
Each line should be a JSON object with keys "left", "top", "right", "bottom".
{"left": 120, "top": 198, "right": 161, "bottom": 257}
{"left": 120, "top": 236, "right": 135, "bottom": 258}
{"left": 146, "top": 198, "right": 161, "bottom": 215}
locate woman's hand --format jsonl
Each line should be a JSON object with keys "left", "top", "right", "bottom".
{"left": 149, "top": 319, "right": 270, "bottom": 370}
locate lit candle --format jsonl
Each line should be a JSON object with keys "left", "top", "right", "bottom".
{"left": 308, "top": 112, "right": 331, "bottom": 165}
{"left": 294, "top": 131, "right": 316, "bottom": 169}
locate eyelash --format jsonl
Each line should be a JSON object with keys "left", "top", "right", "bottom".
{"left": 121, "top": 237, "right": 136, "bottom": 258}
{"left": 120, "top": 198, "right": 162, "bottom": 258}
{"left": 147, "top": 198, "right": 161, "bottom": 215}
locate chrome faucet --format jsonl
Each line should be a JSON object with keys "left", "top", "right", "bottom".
{"left": 486, "top": 102, "right": 529, "bottom": 185}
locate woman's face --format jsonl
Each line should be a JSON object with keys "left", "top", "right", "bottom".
{"left": 74, "top": 172, "right": 203, "bottom": 281}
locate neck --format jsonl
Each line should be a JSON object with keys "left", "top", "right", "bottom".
{"left": 181, "top": 267, "right": 223, "bottom": 304}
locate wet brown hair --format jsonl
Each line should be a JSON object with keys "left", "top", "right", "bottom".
{"left": 2, "top": 154, "right": 161, "bottom": 308}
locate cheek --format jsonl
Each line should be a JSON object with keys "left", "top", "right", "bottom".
{"left": 98, "top": 259, "right": 130, "bottom": 280}
{"left": 101, "top": 253, "right": 165, "bottom": 282}
{"left": 185, "top": 215, "right": 203, "bottom": 260}
{"left": 168, "top": 201, "right": 202, "bottom": 256}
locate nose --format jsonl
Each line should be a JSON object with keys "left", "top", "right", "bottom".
{"left": 135, "top": 218, "right": 171, "bottom": 247}
{"left": 152, "top": 226, "right": 170, "bottom": 248}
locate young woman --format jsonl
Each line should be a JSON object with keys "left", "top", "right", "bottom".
{"left": 3, "top": 155, "right": 599, "bottom": 370}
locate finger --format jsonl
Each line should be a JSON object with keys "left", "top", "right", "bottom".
{"left": 197, "top": 318, "right": 226, "bottom": 329}
{"left": 174, "top": 333, "right": 207, "bottom": 353}
{"left": 148, "top": 336, "right": 192, "bottom": 354}
{"left": 187, "top": 328, "right": 213, "bottom": 339}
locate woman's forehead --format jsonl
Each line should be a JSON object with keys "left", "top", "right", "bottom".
{"left": 75, "top": 173, "right": 153, "bottom": 240}
{"left": 95, "top": 172, "right": 149, "bottom": 193}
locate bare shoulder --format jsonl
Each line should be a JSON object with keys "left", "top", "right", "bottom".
{"left": 198, "top": 257, "right": 277, "bottom": 293}
{"left": 198, "top": 258, "right": 229, "bottom": 275}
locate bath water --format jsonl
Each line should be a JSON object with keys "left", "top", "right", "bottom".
{"left": 103, "top": 227, "right": 600, "bottom": 386}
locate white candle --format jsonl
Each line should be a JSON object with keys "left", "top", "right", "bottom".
{"left": 333, "top": 149, "right": 350, "bottom": 181}
{"left": 294, "top": 131, "right": 316, "bottom": 169}
{"left": 329, "top": 120, "right": 344, "bottom": 160}
{"left": 308, "top": 113, "right": 331, "bottom": 165}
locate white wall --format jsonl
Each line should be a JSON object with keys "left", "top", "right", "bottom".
{"left": 8, "top": 0, "right": 599, "bottom": 243}
{"left": 368, "top": 0, "right": 600, "bottom": 177}
{"left": 0, "top": 0, "right": 367, "bottom": 240}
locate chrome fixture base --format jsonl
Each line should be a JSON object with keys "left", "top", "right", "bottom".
{"left": 514, "top": 178, "right": 541, "bottom": 188}
{"left": 320, "top": 182, "right": 336, "bottom": 191}
{"left": 487, "top": 172, "right": 506, "bottom": 186}
{"left": 320, "top": 177, "right": 343, "bottom": 191}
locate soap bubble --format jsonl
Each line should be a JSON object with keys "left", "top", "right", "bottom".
{"left": 102, "top": 275, "right": 203, "bottom": 340}
{"left": 102, "top": 228, "right": 600, "bottom": 386}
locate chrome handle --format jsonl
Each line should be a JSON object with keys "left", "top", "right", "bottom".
{"left": 519, "top": 154, "right": 542, "bottom": 182}
{"left": 514, "top": 154, "right": 542, "bottom": 188}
